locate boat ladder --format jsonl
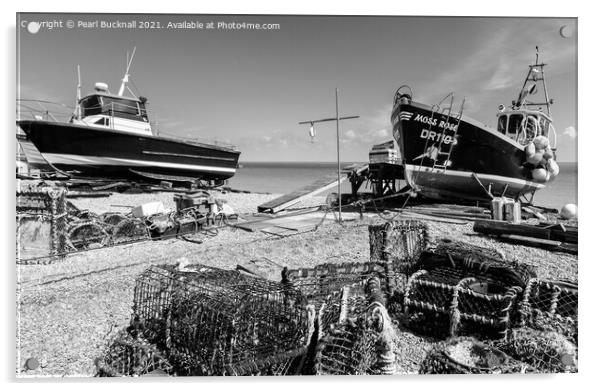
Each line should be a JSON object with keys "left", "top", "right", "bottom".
{"left": 432, "top": 95, "right": 465, "bottom": 171}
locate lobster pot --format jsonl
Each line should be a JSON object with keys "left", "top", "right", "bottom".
{"left": 519, "top": 279, "right": 578, "bottom": 343}
{"left": 96, "top": 329, "right": 173, "bottom": 377}
{"left": 16, "top": 186, "right": 68, "bottom": 261}
{"left": 419, "top": 337, "right": 533, "bottom": 374}
{"left": 369, "top": 220, "right": 431, "bottom": 268}
{"left": 368, "top": 220, "right": 431, "bottom": 295}
{"left": 496, "top": 327, "right": 578, "bottom": 373}
{"left": 281, "top": 262, "right": 402, "bottom": 307}
{"left": 132, "top": 264, "right": 311, "bottom": 376}
{"left": 315, "top": 279, "right": 394, "bottom": 375}
{"left": 402, "top": 246, "right": 531, "bottom": 340}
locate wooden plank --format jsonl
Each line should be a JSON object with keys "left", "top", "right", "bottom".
{"left": 66, "top": 191, "right": 112, "bottom": 198}
{"left": 474, "top": 220, "right": 577, "bottom": 244}
{"left": 257, "top": 164, "right": 369, "bottom": 213}
{"left": 399, "top": 211, "right": 470, "bottom": 225}
{"left": 474, "top": 220, "right": 552, "bottom": 240}
{"left": 498, "top": 234, "right": 578, "bottom": 255}
{"left": 522, "top": 206, "right": 547, "bottom": 220}
{"left": 260, "top": 226, "right": 297, "bottom": 237}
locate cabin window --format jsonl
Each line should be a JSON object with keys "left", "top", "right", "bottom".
{"left": 539, "top": 117, "right": 549, "bottom": 136}
{"left": 101, "top": 97, "right": 140, "bottom": 116}
{"left": 80, "top": 96, "right": 102, "bottom": 117}
{"left": 497, "top": 115, "right": 508, "bottom": 134}
{"left": 507, "top": 114, "right": 523, "bottom": 138}
{"left": 525, "top": 115, "right": 538, "bottom": 139}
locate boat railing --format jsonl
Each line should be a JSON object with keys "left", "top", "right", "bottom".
{"left": 16, "top": 99, "right": 75, "bottom": 123}
{"left": 156, "top": 131, "right": 238, "bottom": 151}
{"left": 549, "top": 123, "right": 558, "bottom": 150}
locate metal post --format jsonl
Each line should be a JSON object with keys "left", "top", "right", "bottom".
{"left": 335, "top": 88, "right": 342, "bottom": 223}
{"left": 298, "top": 93, "right": 359, "bottom": 223}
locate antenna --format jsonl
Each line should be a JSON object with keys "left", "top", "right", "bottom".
{"left": 74, "top": 65, "right": 82, "bottom": 119}
{"left": 118, "top": 46, "right": 136, "bottom": 96}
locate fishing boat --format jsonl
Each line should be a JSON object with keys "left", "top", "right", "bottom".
{"left": 391, "top": 48, "right": 559, "bottom": 203}
{"left": 17, "top": 49, "right": 240, "bottom": 186}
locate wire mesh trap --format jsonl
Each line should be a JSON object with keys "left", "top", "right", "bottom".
{"left": 131, "top": 264, "right": 313, "bottom": 376}
{"left": 314, "top": 278, "right": 396, "bottom": 375}
{"left": 96, "top": 329, "right": 173, "bottom": 377}
{"left": 368, "top": 220, "right": 432, "bottom": 270}
{"left": 495, "top": 327, "right": 578, "bottom": 373}
{"left": 281, "top": 262, "right": 393, "bottom": 307}
{"left": 111, "top": 217, "right": 150, "bottom": 244}
{"left": 66, "top": 220, "right": 112, "bottom": 250}
{"left": 419, "top": 337, "right": 533, "bottom": 374}
{"left": 518, "top": 279, "right": 578, "bottom": 344}
{"left": 399, "top": 243, "right": 534, "bottom": 340}
{"left": 16, "top": 185, "right": 68, "bottom": 261}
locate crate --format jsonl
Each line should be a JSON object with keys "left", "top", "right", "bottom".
{"left": 131, "top": 264, "right": 312, "bottom": 376}
{"left": 173, "top": 191, "right": 213, "bottom": 214}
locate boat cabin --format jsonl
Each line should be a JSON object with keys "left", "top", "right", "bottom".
{"left": 496, "top": 109, "right": 556, "bottom": 148}
{"left": 73, "top": 91, "right": 153, "bottom": 136}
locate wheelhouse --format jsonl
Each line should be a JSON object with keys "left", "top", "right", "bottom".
{"left": 79, "top": 94, "right": 149, "bottom": 122}
{"left": 496, "top": 109, "right": 556, "bottom": 148}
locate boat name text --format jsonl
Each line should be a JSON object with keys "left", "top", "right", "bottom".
{"left": 394, "top": 112, "right": 458, "bottom": 131}
{"left": 420, "top": 129, "right": 457, "bottom": 145}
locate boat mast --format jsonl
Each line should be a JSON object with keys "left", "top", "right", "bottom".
{"left": 517, "top": 46, "right": 553, "bottom": 116}
{"left": 118, "top": 47, "right": 136, "bottom": 97}
{"left": 74, "top": 65, "right": 82, "bottom": 119}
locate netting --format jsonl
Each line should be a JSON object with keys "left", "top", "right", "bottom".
{"left": 100, "top": 212, "right": 129, "bottom": 229}
{"left": 314, "top": 278, "right": 396, "bottom": 375}
{"left": 495, "top": 327, "right": 578, "bottom": 373}
{"left": 399, "top": 244, "right": 533, "bottom": 340}
{"left": 96, "top": 329, "right": 173, "bottom": 377}
{"left": 368, "top": 220, "right": 431, "bottom": 270}
{"left": 131, "top": 264, "right": 312, "bottom": 376}
{"left": 419, "top": 337, "right": 533, "bottom": 374}
{"left": 111, "top": 217, "right": 150, "bottom": 244}
{"left": 16, "top": 185, "right": 68, "bottom": 261}
{"left": 518, "top": 279, "right": 578, "bottom": 344}
{"left": 281, "top": 262, "right": 397, "bottom": 307}
{"left": 66, "top": 221, "right": 112, "bottom": 250}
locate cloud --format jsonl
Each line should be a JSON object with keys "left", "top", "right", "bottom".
{"left": 484, "top": 60, "right": 514, "bottom": 91}
{"left": 344, "top": 129, "right": 357, "bottom": 140}
{"left": 563, "top": 126, "right": 577, "bottom": 139}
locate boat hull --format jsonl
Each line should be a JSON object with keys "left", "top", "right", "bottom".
{"left": 391, "top": 101, "right": 545, "bottom": 202}
{"left": 17, "top": 120, "right": 240, "bottom": 183}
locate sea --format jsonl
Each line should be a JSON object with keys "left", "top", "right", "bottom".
{"left": 228, "top": 162, "right": 578, "bottom": 211}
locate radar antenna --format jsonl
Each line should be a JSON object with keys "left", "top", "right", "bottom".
{"left": 118, "top": 47, "right": 136, "bottom": 97}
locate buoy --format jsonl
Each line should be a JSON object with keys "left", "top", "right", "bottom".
{"left": 533, "top": 135, "right": 550, "bottom": 150}
{"left": 560, "top": 204, "right": 578, "bottom": 219}
{"left": 532, "top": 167, "right": 548, "bottom": 182}
{"left": 25, "top": 357, "right": 39, "bottom": 371}
{"left": 527, "top": 152, "right": 544, "bottom": 165}
{"left": 547, "top": 159, "right": 560, "bottom": 177}
{"left": 543, "top": 150, "right": 554, "bottom": 160}
{"left": 525, "top": 142, "right": 536, "bottom": 157}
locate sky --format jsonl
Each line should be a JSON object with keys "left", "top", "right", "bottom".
{"left": 16, "top": 14, "right": 577, "bottom": 162}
